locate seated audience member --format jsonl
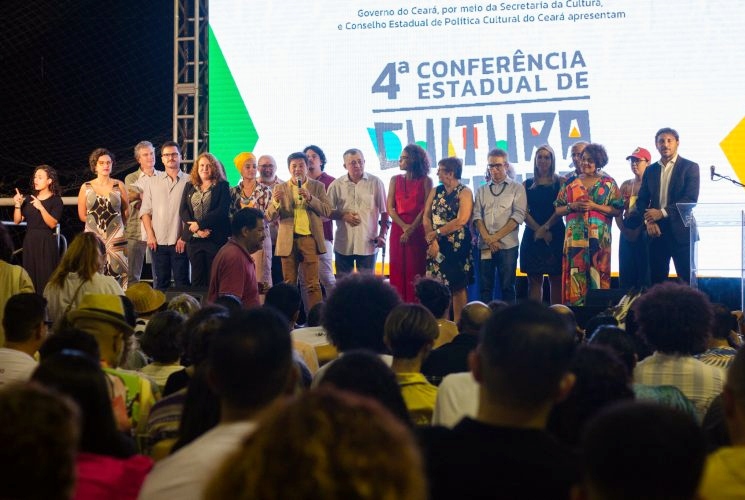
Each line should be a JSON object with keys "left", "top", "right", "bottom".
{"left": 140, "top": 310, "right": 186, "bottom": 390}
{"left": 145, "top": 306, "right": 228, "bottom": 457}
{"left": 0, "top": 293, "right": 48, "bottom": 387}
{"left": 699, "top": 347, "right": 745, "bottom": 497}
{"left": 264, "top": 282, "right": 318, "bottom": 378}
{"left": 422, "top": 301, "right": 491, "bottom": 385}
{"left": 212, "top": 294, "right": 243, "bottom": 316}
{"left": 67, "top": 294, "right": 157, "bottom": 441}
{"left": 590, "top": 325, "right": 698, "bottom": 419}
{"left": 547, "top": 344, "right": 634, "bottom": 448}
{"left": 204, "top": 389, "right": 426, "bottom": 500}
{"left": 290, "top": 302, "right": 336, "bottom": 364}
{"left": 696, "top": 302, "right": 739, "bottom": 369}
{"left": 431, "top": 372, "right": 480, "bottom": 428}
{"left": 582, "top": 313, "right": 618, "bottom": 339}
{"left": 319, "top": 350, "right": 412, "bottom": 426}
{"left": 419, "top": 301, "right": 578, "bottom": 499}
{"left": 578, "top": 401, "right": 705, "bottom": 500}
{"left": 550, "top": 303, "right": 584, "bottom": 343}
{"left": 32, "top": 352, "right": 153, "bottom": 499}
{"left": 39, "top": 327, "right": 101, "bottom": 362}
{"left": 44, "top": 232, "right": 123, "bottom": 326}
{"left": 633, "top": 282, "right": 725, "bottom": 419}
{"left": 0, "top": 222, "right": 34, "bottom": 344}
{"left": 415, "top": 277, "right": 457, "bottom": 348}
{"left": 166, "top": 293, "right": 201, "bottom": 317}
{"left": 138, "top": 307, "right": 296, "bottom": 500}
{"left": 123, "top": 282, "right": 167, "bottom": 369}
{"left": 0, "top": 383, "right": 80, "bottom": 500}
{"left": 314, "top": 273, "right": 401, "bottom": 384}
{"left": 384, "top": 304, "right": 440, "bottom": 425}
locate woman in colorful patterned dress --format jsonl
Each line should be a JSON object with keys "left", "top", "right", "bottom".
{"left": 554, "top": 143, "right": 623, "bottom": 306}
{"left": 387, "top": 144, "right": 433, "bottom": 302}
{"left": 423, "top": 157, "right": 473, "bottom": 323}
{"left": 230, "top": 152, "right": 273, "bottom": 288}
{"left": 13, "top": 165, "right": 64, "bottom": 292}
{"left": 77, "top": 148, "right": 129, "bottom": 289}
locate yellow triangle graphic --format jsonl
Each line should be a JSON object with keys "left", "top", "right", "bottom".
{"left": 721, "top": 117, "right": 745, "bottom": 187}
{"left": 447, "top": 139, "right": 456, "bottom": 157}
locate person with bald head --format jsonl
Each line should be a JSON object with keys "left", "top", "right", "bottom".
{"left": 422, "top": 301, "right": 492, "bottom": 385}
{"left": 230, "top": 152, "right": 273, "bottom": 288}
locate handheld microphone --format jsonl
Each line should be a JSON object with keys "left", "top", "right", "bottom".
{"left": 297, "top": 177, "right": 303, "bottom": 201}
{"left": 710, "top": 165, "right": 715, "bottom": 181}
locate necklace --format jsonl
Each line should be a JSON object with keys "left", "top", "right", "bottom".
{"left": 489, "top": 181, "right": 507, "bottom": 197}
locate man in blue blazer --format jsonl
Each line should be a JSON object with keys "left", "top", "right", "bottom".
{"left": 635, "top": 127, "right": 700, "bottom": 284}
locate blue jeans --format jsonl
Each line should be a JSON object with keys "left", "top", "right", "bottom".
{"left": 479, "top": 246, "right": 518, "bottom": 303}
{"left": 153, "top": 244, "right": 191, "bottom": 291}
{"left": 334, "top": 252, "right": 377, "bottom": 276}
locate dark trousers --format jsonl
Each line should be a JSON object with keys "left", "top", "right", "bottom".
{"left": 648, "top": 234, "right": 691, "bottom": 284}
{"left": 334, "top": 252, "right": 377, "bottom": 276}
{"left": 479, "top": 246, "right": 518, "bottom": 303}
{"left": 187, "top": 239, "right": 221, "bottom": 288}
{"left": 619, "top": 233, "right": 650, "bottom": 290}
{"left": 153, "top": 244, "right": 191, "bottom": 291}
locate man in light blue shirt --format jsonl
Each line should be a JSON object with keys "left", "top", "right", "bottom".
{"left": 473, "top": 148, "right": 527, "bottom": 302}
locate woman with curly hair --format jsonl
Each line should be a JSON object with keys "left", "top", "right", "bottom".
{"left": 387, "top": 144, "right": 433, "bottom": 302}
{"left": 205, "top": 388, "right": 426, "bottom": 500}
{"left": 554, "top": 143, "right": 622, "bottom": 306}
{"left": 179, "top": 152, "right": 231, "bottom": 287}
{"left": 13, "top": 164, "right": 64, "bottom": 292}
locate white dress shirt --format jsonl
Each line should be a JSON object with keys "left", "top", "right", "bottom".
{"left": 327, "top": 173, "right": 387, "bottom": 256}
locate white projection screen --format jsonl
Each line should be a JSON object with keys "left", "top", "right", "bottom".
{"left": 209, "top": 0, "right": 745, "bottom": 276}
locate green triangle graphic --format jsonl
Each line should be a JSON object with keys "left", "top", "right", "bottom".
{"left": 209, "top": 25, "right": 258, "bottom": 185}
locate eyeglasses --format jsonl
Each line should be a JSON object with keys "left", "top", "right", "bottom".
{"left": 161, "top": 152, "right": 180, "bottom": 158}
{"left": 630, "top": 158, "right": 648, "bottom": 165}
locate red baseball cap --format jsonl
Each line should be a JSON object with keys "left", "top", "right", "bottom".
{"left": 626, "top": 147, "right": 651, "bottom": 162}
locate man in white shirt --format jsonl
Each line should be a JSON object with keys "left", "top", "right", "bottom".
{"left": 258, "top": 154, "right": 285, "bottom": 286}
{"left": 140, "top": 141, "right": 190, "bottom": 291}
{"left": 0, "top": 293, "right": 48, "bottom": 387}
{"left": 138, "top": 307, "right": 296, "bottom": 500}
{"left": 125, "top": 141, "right": 158, "bottom": 284}
{"left": 327, "top": 148, "right": 389, "bottom": 275}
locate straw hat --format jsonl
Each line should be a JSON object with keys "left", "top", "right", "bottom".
{"left": 125, "top": 282, "right": 166, "bottom": 315}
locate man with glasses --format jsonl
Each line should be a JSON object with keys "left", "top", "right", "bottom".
{"left": 140, "top": 141, "right": 190, "bottom": 290}
{"left": 327, "top": 148, "right": 389, "bottom": 276}
{"left": 0, "top": 293, "right": 48, "bottom": 386}
{"left": 473, "top": 148, "right": 527, "bottom": 303}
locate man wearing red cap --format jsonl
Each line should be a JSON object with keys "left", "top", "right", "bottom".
{"left": 615, "top": 146, "right": 652, "bottom": 290}
{"left": 636, "top": 128, "right": 700, "bottom": 284}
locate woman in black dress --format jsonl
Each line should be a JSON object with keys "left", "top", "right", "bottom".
{"left": 12, "top": 165, "right": 64, "bottom": 292}
{"left": 519, "top": 145, "right": 565, "bottom": 304}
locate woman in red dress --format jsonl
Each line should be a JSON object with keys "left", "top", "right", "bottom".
{"left": 387, "top": 144, "right": 433, "bottom": 302}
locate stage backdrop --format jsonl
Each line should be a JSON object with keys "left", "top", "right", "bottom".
{"left": 209, "top": 0, "right": 745, "bottom": 276}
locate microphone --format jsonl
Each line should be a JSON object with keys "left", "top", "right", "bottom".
{"left": 297, "top": 177, "right": 303, "bottom": 201}
{"left": 710, "top": 165, "right": 715, "bottom": 181}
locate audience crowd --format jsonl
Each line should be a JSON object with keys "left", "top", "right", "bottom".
{"left": 1, "top": 133, "right": 734, "bottom": 500}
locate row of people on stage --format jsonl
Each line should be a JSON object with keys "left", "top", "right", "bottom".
{"left": 10, "top": 126, "right": 699, "bottom": 319}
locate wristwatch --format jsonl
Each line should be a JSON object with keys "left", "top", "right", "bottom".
{"left": 436, "top": 228, "right": 441, "bottom": 237}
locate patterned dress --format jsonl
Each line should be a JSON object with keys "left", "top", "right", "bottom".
{"left": 426, "top": 184, "right": 473, "bottom": 291}
{"left": 84, "top": 182, "right": 128, "bottom": 289}
{"left": 555, "top": 174, "right": 622, "bottom": 305}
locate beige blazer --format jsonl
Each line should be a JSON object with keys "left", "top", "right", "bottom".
{"left": 265, "top": 178, "right": 332, "bottom": 257}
